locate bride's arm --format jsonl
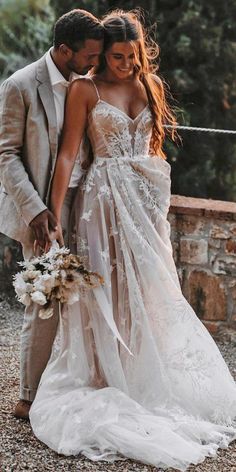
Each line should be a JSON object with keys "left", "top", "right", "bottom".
{"left": 50, "top": 79, "right": 89, "bottom": 226}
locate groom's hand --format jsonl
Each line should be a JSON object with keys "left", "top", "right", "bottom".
{"left": 49, "top": 223, "right": 65, "bottom": 248}
{"left": 30, "top": 209, "right": 58, "bottom": 251}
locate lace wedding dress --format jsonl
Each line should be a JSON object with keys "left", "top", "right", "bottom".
{"left": 30, "top": 81, "right": 236, "bottom": 471}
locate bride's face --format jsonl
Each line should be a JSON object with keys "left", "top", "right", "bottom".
{"left": 104, "top": 41, "right": 137, "bottom": 80}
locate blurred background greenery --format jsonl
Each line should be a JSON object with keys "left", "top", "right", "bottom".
{"left": 0, "top": 0, "right": 236, "bottom": 201}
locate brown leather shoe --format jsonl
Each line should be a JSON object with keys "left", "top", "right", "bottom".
{"left": 14, "top": 399, "right": 32, "bottom": 420}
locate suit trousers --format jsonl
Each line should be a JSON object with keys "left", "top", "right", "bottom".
{"left": 20, "top": 187, "right": 77, "bottom": 401}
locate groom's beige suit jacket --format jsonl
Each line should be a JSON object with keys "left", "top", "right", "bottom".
{"left": 0, "top": 53, "right": 59, "bottom": 245}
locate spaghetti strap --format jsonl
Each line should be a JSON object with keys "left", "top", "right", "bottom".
{"left": 89, "top": 77, "right": 100, "bottom": 100}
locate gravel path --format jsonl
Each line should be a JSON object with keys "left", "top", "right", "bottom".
{"left": 1, "top": 297, "right": 236, "bottom": 472}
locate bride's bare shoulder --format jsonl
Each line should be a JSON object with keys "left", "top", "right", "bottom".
{"left": 68, "top": 77, "right": 97, "bottom": 102}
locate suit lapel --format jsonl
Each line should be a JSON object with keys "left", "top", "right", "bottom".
{"left": 36, "top": 55, "right": 58, "bottom": 162}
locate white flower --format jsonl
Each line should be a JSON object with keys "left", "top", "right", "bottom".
{"left": 33, "top": 280, "right": 45, "bottom": 292}
{"left": 31, "top": 291, "right": 47, "bottom": 306}
{"left": 67, "top": 291, "right": 80, "bottom": 305}
{"left": 49, "top": 241, "right": 69, "bottom": 256}
{"left": 39, "top": 306, "right": 54, "bottom": 319}
{"left": 99, "top": 184, "right": 111, "bottom": 197}
{"left": 19, "top": 293, "right": 31, "bottom": 306}
{"left": 22, "top": 270, "right": 40, "bottom": 281}
{"left": 42, "top": 273, "right": 57, "bottom": 291}
{"left": 34, "top": 273, "right": 56, "bottom": 294}
{"left": 60, "top": 270, "right": 67, "bottom": 280}
{"left": 81, "top": 209, "right": 92, "bottom": 221}
{"left": 99, "top": 249, "right": 110, "bottom": 262}
{"left": 13, "top": 275, "right": 28, "bottom": 297}
{"left": 19, "top": 261, "right": 36, "bottom": 270}
{"left": 25, "top": 282, "right": 34, "bottom": 293}
{"left": 14, "top": 244, "right": 103, "bottom": 316}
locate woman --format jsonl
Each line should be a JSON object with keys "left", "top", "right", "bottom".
{"left": 30, "top": 10, "right": 236, "bottom": 470}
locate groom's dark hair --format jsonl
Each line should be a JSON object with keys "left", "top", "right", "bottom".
{"left": 53, "top": 9, "right": 104, "bottom": 51}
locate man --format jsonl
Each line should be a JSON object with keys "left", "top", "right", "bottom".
{"left": 0, "top": 9, "right": 103, "bottom": 419}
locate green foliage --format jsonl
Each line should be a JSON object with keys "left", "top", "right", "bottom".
{"left": 0, "top": 0, "right": 55, "bottom": 79}
{"left": 50, "top": 0, "right": 101, "bottom": 17}
{"left": 157, "top": 0, "right": 236, "bottom": 200}
{"left": 1, "top": 0, "right": 236, "bottom": 200}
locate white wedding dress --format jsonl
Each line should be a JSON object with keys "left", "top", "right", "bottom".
{"left": 30, "top": 82, "right": 236, "bottom": 471}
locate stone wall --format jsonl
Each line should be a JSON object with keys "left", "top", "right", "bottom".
{"left": 169, "top": 195, "right": 236, "bottom": 335}
{"left": 1, "top": 194, "right": 236, "bottom": 335}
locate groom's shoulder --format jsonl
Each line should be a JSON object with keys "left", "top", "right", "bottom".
{"left": 2, "top": 54, "right": 47, "bottom": 90}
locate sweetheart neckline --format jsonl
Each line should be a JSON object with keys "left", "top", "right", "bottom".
{"left": 89, "top": 99, "right": 149, "bottom": 122}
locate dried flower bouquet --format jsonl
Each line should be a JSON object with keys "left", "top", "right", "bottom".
{"left": 13, "top": 241, "right": 104, "bottom": 319}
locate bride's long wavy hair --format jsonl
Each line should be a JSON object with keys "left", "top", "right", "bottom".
{"left": 97, "top": 9, "right": 177, "bottom": 159}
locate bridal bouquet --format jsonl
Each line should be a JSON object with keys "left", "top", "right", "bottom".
{"left": 13, "top": 241, "right": 104, "bottom": 319}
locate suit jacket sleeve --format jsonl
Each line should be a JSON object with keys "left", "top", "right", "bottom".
{"left": 0, "top": 78, "right": 47, "bottom": 226}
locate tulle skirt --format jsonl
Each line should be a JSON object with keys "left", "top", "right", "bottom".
{"left": 30, "top": 156, "right": 236, "bottom": 470}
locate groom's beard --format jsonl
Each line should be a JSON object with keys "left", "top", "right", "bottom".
{"left": 67, "top": 59, "right": 93, "bottom": 76}
{"left": 80, "top": 66, "right": 93, "bottom": 75}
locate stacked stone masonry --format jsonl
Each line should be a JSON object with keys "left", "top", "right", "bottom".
{"left": 1, "top": 195, "right": 236, "bottom": 335}
{"left": 169, "top": 195, "right": 236, "bottom": 335}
